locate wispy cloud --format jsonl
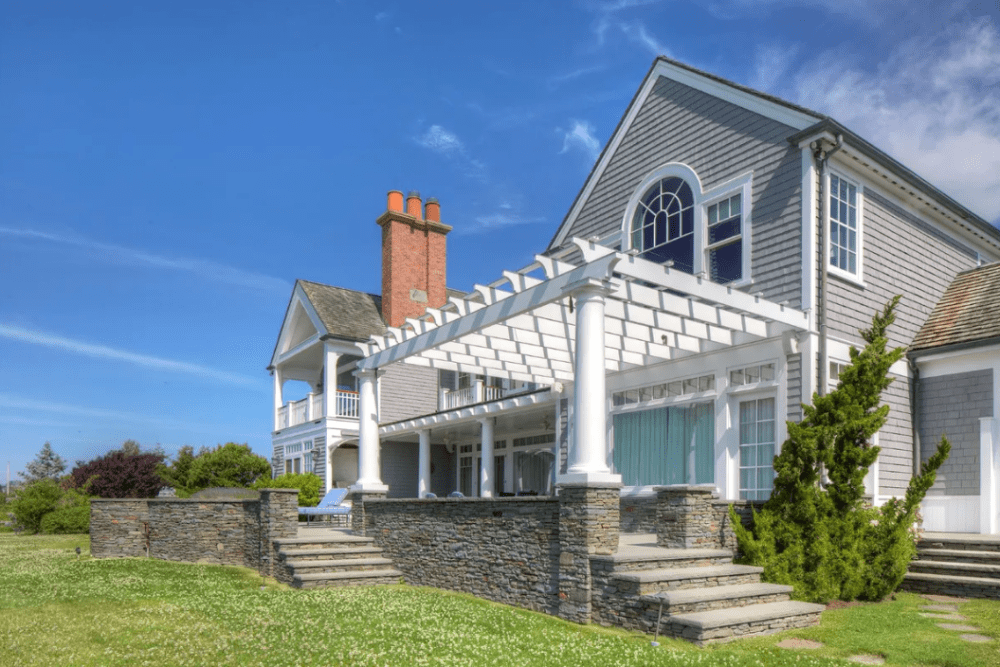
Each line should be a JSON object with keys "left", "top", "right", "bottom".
{"left": 468, "top": 210, "right": 546, "bottom": 234}
{"left": 587, "top": 0, "right": 670, "bottom": 57}
{"left": 414, "top": 124, "right": 488, "bottom": 183}
{"left": 0, "top": 227, "right": 290, "bottom": 295}
{"left": 617, "top": 20, "right": 670, "bottom": 57}
{"left": 705, "top": 0, "right": 896, "bottom": 22}
{"left": 559, "top": 119, "right": 602, "bottom": 165}
{"left": 749, "top": 42, "right": 798, "bottom": 93}
{"left": 374, "top": 10, "right": 390, "bottom": 21}
{"left": 547, "top": 65, "right": 608, "bottom": 90}
{"left": 0, "top": 323, "right": 263, "bottom": 389}
{"left": 765, "top": 16, "right": 1000, "bottom": 221}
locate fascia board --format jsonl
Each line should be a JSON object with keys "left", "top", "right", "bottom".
{"left": 270, "top": 283, "right": 329, "bottom": 367}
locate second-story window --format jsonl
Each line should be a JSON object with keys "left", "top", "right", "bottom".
{"left": 631, "top": 176, "right": 695, "bottom": 273}
{"left": 830, "top": 174, "right": 859, "bottom": 275}
{"left": 706, "top": 193, "right": 743, "bottom": 284}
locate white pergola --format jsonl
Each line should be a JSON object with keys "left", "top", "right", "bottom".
{"left": 349, "top": 238, "right": 809, "bottom": 496}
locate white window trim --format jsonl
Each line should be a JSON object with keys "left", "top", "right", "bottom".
{"left": 826, "top": 169, "right": 865, "bottom": 287}
{"left": 621, "top": 163, "right": 753, "bottom": 286}
{"left": 734, "top": 392, "right": 778, "bottom": 501}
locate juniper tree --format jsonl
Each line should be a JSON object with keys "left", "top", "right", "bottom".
{"left": 731, "top": 297, "right": 950, "bottom": 602}
{"left": 20, "top": 442, "right": 66, "bottom": 483}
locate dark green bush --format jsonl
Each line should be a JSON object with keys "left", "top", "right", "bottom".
{"left": 40, "top": 491, "right": 91, "bottom": 534}
{"left": 9, "top": 479, "right": 63, "bottom": 533}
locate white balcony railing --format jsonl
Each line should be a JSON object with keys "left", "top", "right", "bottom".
{"left": 275, "top": 389, "right": 360, "bottom": 430}
{"left": 439, "top": 382, "right": 529, "bottom": 411}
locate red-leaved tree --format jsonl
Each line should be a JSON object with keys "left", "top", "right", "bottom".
{"left": 72, "top": 450, "right": 165, "bottom": 498}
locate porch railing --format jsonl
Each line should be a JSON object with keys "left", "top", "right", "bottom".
{"left": 439, "top": 382, "right": 529, "bottom": 411}
{"left": 275, "top": 389, "right": 360, "bottom": 429}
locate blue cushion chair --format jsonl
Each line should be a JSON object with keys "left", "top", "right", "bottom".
{"left": 298, "top": 487, "right": 351, "bottom": 526}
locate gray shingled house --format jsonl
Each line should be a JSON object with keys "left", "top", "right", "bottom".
{"left": 268, "top": 57, "right": 1000, "bottom": 537}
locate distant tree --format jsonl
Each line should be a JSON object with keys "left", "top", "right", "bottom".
{"left": 157, "top": 445, "right": 197, "bottom": 494}
{"left": 8, "top": 479, "right": 63, "bottom": 533}
{"left": 117, "top": 440, "right": 142, "bottom": 456}
{"left": 20, "top": 442, "right": 66, "bottom": 484}
{"left": 185, "top": 443, "right": 271, "bottom": 491}
{"left": 71, "top": 450, "right": 165, "bottom": 499}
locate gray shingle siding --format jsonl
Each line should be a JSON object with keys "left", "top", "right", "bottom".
{"left": 879, "top": 373, "right": 913, "bottom": 497}
{"left": 555, "top": 75, "right": 804, "bottom": 309}
{"left": 918, "top": 370, "right": 993, "bottom": 496}
{"left": 826, "top": 190, "right": 979, "bottom": 349}
{"left": 378, "top": 363, "right": 439, "bottom": 424}
{"left": 786, "top": 354, "right": 802, "bottom": 422}
{"left": 311, "top": 436, "right": 325, "bottom": 487}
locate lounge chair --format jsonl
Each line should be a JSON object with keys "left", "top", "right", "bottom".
{"left": 298, "top": 488, "right": 351, "bottom": 526}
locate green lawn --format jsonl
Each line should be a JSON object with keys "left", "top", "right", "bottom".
{"left": 1, "top": 534, "right": 996, "bottom": 667}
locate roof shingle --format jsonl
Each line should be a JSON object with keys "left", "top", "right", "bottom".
{"left": 298, "top": 280, "right": 386, "bottom": 342}
{"left": 911, "top": 262, "right": 1000, "bottom": 352}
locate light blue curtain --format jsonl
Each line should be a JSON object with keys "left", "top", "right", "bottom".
{"left": 614, "top": 402, "right": 715, "bottom": 486}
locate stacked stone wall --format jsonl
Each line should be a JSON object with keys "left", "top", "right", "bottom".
{"left": 90, "top": 489, "right": 298, "bottom": 575}
{"left": 620, "top": 495, "right": 657, "bottom": 533}
{"left": 364, "top": 497, "right": 561, "bottom": 614}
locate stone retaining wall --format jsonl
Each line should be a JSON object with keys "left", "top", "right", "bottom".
{"left": 363, "top": 496, "right": 562, "bottom": 615}
{"left": 620, "top": 495, "right": 657, "bottom": 533}
{"left": 90, "top": 489, "right": 297, "bottom": 576}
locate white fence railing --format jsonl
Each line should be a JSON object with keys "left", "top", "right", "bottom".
{"left": 276, "top": 390, "right": 360, "bottom": 429}
{"left": 439, "top": 383, "right": 527, "bottom": 411}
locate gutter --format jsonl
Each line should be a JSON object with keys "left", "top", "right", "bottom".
{"left": 812, "top": 134, "right": 844, "bottom": 396}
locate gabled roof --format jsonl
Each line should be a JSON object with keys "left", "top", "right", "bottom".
{"left": 547, "top": 56, "right": 1000, "bottom": 253}
{"left": 911, "top": 262, "right": 1000, "bottom": 353}
{"left": 298, "top": 280, "right": 386, "bottom": 343}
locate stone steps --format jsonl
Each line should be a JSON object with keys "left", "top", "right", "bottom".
{"left": 916, "top": 548, "right": 1000, "bottom": 566}
{"left": 908, "top": 559, "right": 1000, "bottom": 579}
{"left": 611, "top": 564, "right": 763, "bottom": 596}
{"left": 903, "top": 571, "right": 1000, "bottom": 599}
{"left": 640, "top": 582, "right": 794, "bottom": 614}
{"left": 275, "top": 534, "right": 400, "bottom": 589}
{"left": 919, "top": 537, "right": 1000, "bottom": 553}
{"left": 663, "top": 600, "right": 826, "bottom": 646}
{"left": 593, "top": 548, "right": 733, "bottom": 572}
{"left": 285, "top": 557, "right": 396, "bottom": 575}
{"left": 293, "top": 569, "right": 403, "bottom": 589}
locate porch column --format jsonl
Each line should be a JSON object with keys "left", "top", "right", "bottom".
{"left": 562, "top": 281, "right": 620, "bottom": 484}
{"left": 480, "top": 417, "right": 494, "bottom": 497}
{"left": 418, "top": 428, "right": 431, "bottom": 498}
{"left": 272, "top": 367, "right": 284, "bottom": 431}
{"left": 352, "top": 369, "right": 387, "bottom": 492}
{"left": 322, "top": 344, "right": 340, "bottom": 419}
{"left": 981, "top": 417, "right": 998, "bottom": 534}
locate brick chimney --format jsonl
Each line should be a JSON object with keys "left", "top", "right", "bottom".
{"left": 377, "top": 190, "right": 452, "bottom": 328}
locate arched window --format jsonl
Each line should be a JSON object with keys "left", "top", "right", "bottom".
{"left": 630, "top": 177, "right": 695, "bottom": 273}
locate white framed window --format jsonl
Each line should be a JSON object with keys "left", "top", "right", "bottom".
{"left": 283, "top": 441, "right": 311, "bottom": 475}
{"left": 624, "top": 164, "right": 752, "bottom": 286}
{"left": 828, "top": 172, "right": 863, "bottom": 281}
{"left": 739, "top": 397, "right": 776, "bottom": 500}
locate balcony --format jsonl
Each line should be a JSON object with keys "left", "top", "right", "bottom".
{"left": 439, "top": 382, "right": 527, "bottom": 411}
{"left": 276, "top": 390, "right": 359, "bottom": 429}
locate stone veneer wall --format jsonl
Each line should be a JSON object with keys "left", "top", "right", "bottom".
{"left": 620, "top": 495, "right": 657, "bottom": 533}
{"left": 363, "top": 497, "right": 561, "bottom": 615}
{"left": 90, "top": 489, "right": 298, "bottom": 576}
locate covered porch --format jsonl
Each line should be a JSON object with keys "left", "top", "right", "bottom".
{"left": 348, "top": 237, "right": 810, "bottom": 500}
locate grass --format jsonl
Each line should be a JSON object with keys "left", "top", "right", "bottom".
{"left": 0, "top": 534, "right": 997, "bottom": 667}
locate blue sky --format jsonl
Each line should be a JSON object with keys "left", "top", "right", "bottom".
{"left": 3, "top": 0, "right": 999, "bottom": 478}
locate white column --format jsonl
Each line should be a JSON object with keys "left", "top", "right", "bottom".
{"left": 561, "top": 282, "right": 621, "bottom": 484}
{"left": 981, "top": 417, "right": 998, "bottom": 534}
{"left": 322, "top": 344, "right": 340, "bottom": 419}
{"left": 352, "top": 369, "right": 387, "bottom": 492}
{"left": 480, "top": 418, "right": 494, "bottom": 497}
{"left": 418, "top": 429, "right": 431, "bottom": 498}
{"left": 325, "top": 441, "right": 333, "bottom": 492}
{"left": 272, "top": 368, "right": 284, "bottom": 430}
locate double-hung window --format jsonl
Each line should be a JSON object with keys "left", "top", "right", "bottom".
{"left": 739, "top": 398, "right": 775, "bottom": 500}
{"left": 829, "top": 173, "right": 861, "bottom": 277}
{"left": 706, "top": 193, "right": 743, "bottom": 284}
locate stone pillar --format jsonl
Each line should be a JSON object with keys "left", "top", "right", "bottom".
{"left": 353, "top": 369, "right": 387, "bottom": 492}
{"left": 258, "top": 489, "right": 298, "bottom": 577}
{"left": 480, "top": 418, "right": 494, "bottom": 498}
{"left": 418, "top": 429, "right": 431, "bottom": 498}
{"left": 561, "top": 282, "right": 620, "bottom": 485}
{"left": 351, "top": 490, "right": 387, "bottom": 536}
{"left": 557, "top": 482, "right": 621, "bottom": 623}
{"left": 656, "top": 484, "right": 719, "bottom": 549}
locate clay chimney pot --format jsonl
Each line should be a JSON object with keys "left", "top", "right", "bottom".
{"left": 387, "top": 190, "right": 404, "bottom": 212}
{"left": 406, "top": 191, "right": 423, "bottom": 219}
{"left": 425, "top": 197, "right": 440, "bottom": 223}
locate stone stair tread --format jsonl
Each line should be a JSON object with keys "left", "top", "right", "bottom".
{"left": 910, "top": 560, "right": 1000, "bottom": 575}
{"left": 668, "top": 600, "right": 825, "bottom": 630}
{"left": 612, "top": 563, "right": 762, "bottom": 583}
{"left": 642, "top": 582, "right": 793, "bottom": 605}
{"left": 274, "top": 535, "right": 373, "bottom": 546}
{"left": 280, "top": 546, "right": 382, "bottom": 558}
{"left": 293, "top": 568, "right": 402, "bottom": 582}
{"left": 594, "top": 547, "right": 733, "bottom": 564}
{"left": 904, "top": 571, "right": 1000, "bottom": 587}
{"left": 287, "top": 557, "right": 394, "bottom": 568}
{"left": 919, "top": 548, "right": 1000, "bottom": 560}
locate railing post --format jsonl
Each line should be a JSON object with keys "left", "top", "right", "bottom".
{"left": 475, "top": 377, "right": 484, "bottom": 404}
{"left": 306, "top": 392, "right": 314, "bottom": 421}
